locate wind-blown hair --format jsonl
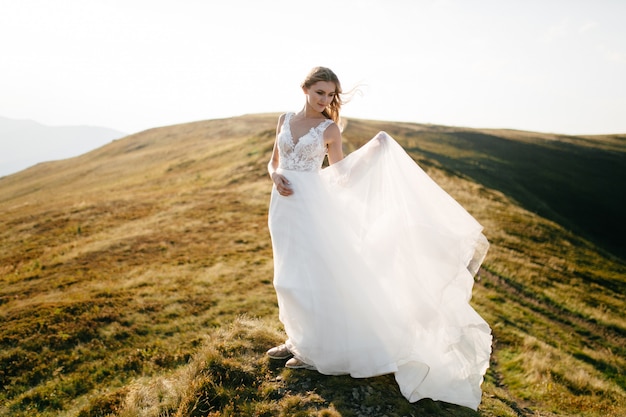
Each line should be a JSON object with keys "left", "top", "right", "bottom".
{"left": 301, "top": 67, "right": 343, "bottom": 124}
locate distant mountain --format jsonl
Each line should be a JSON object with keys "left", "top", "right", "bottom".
{"left": 0, "top": 115, "right": 126, "bottom": 177}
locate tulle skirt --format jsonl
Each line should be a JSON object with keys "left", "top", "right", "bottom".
{"left": 268, "top": 132, "right": 491, "bottom": 410}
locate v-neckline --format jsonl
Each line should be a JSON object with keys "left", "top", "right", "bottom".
{"left": 287, "top": 113, "right": 328, "bottom": 147}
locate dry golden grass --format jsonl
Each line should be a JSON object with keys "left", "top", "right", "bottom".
{"left": 1, "top": 113, "right": 624, "bottom": 416}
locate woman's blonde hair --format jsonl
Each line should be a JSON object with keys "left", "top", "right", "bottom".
{"left": 301, "top": 67, "right": 343, "bottom": 124}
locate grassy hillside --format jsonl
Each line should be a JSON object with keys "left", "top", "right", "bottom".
{"left": 0, "top": 114, "right": 624, "bottom": 416}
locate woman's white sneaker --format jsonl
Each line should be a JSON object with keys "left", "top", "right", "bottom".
{"left": 266, "top": 344, "right": 292, "bottom": 360}
{"left": 285, "top": 357, "right": 316, "bottom": 370}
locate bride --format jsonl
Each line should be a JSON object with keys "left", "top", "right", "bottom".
{"left": 266, "top": 67, "right": 491, "bottom": 410}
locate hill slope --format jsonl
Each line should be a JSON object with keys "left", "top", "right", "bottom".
{"left": 0, "top": 114, "right": 624, "bottom": 417}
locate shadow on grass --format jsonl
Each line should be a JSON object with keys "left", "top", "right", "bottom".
{"left": 271, "top": 362, "right": 481, "bottom": 417}
{"left": 404, "top": 130, "right": 626, "bottom": 260}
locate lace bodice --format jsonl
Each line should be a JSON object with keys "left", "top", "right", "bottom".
{"left": 278, "top": 112, "right": 334, "bottom": 172}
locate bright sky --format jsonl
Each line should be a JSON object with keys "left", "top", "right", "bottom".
{"left": 1, "top": 0, "right": 625, "bottom": 136}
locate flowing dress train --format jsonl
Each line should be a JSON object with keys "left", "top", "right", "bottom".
{"left": 268, "top": 112, "right": 491, "bottom": 410}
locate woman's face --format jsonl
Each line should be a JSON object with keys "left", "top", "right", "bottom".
{"left": 303, "top": 81, "right": 336, "bottom": 113}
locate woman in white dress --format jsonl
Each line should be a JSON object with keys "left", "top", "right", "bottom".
{"left": 266, "top": 67, "right": 492, "bottom": 410}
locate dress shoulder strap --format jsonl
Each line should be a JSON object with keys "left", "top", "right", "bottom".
{"left": 281, "top": 112, "right": 294, "bottom": 132}
{"left": 317, "top": 118, "right": 334, "bottom": 133}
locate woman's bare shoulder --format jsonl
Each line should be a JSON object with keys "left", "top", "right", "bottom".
{"left": 324, "top": 121, "right": 341, "bottom": 139}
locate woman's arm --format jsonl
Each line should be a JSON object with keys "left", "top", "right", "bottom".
{"left": 267, "top": 114, "right": 283, "bottom": 178}
{"left": 268, "top": 114, "right": 293, "bottom": 196}
{"left": 325, "top": 123, "right": 343, "bottom": 165}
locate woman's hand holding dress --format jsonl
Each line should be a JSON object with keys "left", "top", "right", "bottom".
{"left": 272, "top": 172, "right": 293, "bottom": 196}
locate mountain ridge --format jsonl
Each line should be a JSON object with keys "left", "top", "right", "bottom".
{"left": 0, "top": 115, "right": 126, "bottom": 177}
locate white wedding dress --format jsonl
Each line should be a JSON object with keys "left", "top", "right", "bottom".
{"left": 268, "top": 112, "right": 491, "bottom": 410}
